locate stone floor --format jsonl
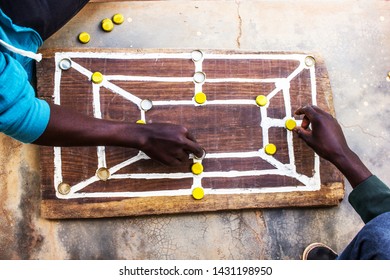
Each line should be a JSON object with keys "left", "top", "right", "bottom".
{"left": 0, "top": 0, "right": 389, "bottom": 259}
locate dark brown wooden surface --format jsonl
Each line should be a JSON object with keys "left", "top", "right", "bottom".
{"left": 37, "top": 49, "right": 344, "bottom": 219}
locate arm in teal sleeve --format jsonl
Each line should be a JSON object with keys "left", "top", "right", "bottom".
{"left": 0, "top": 52, "right": 50, "bottom": 143}
{"left": 349, "top": 175, "right": 390, "bottom": 224}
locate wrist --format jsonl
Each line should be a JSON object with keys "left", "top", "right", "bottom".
{"left": 331, "top": 147, "right": 355, "bottom": 169}
{"left": 108, "top": 122, "right": 144, "bottom": 148}
{"left": 332, "top": 149, "right": 372, "bottom": 188}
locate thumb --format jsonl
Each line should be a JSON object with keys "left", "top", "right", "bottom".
{"left": 294, "top": 127, "right": 312, "bottom": 144}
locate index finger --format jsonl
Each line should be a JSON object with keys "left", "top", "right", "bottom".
{"left": 294, "top": 105, "right": 318, "bottom": 120}
{"left": 185, "top": 132, "right": 205, "bottom": 158}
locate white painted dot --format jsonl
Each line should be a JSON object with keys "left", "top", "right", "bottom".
{"left": 380, "top": 16, "right": 385, "bottom": 22}
{"left": 59, "top": 58, "right": 72, "bottom": 70}
{"left": 304, "top": 56, "right": 315, "bottom": 67}
{"left": 193, "top": 71, "right": 206, "bottom": 83}
{"left": 140, "top": 99, "right": 153, "bottom": 111}
{"left": 127, "top": 17, "right": 133, "bottom": 23}
{"left": 363, "top": 101, "right": 369, "bottom": 106}
{"left": 196, "top": 31, "right": 202, "bottom": 36}
{"left": 191, "top": 50, "right": 204, "bottom": 62}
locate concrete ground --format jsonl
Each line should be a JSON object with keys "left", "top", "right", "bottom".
{"left": 0, "top": 0, "right": 389, "bottom": 259}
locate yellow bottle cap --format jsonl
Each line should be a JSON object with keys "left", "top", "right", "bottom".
{"left": 136, "top": 119, "right": 146, "bottom": 124}
{"left": 112, "top": 13, "right": 125, "bottom": 25}
{"left": 101, "top": 18, "right": 114, "bottom": 32}
{"left": 265, "top": 143, "right": 277, "bottom": 155}
{"left": 256, "top": 95, "right": 268, "bottom": 106}
{"left": 192, "top": 187, "right": 205, "bottom": 200}
{"left": 194, "top": 92, "right": 207, "bottom": 104}
{"left": 191, "top": 162, "right": 204, "bottom": 175}
{"left": 285, "top": 119, "right": 297, "bottom": 131}
{"left": 91, "top": 72, "right": 104, "bottom": 84}
{"left": 78, "top": 32, "right": 91, "bottom": 44}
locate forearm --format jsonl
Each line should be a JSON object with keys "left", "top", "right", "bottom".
{"left": 33, "top": 104, "right": 204, "bottom": 166}
{"left": 33, "top": 103, "right": 140, "bottom": 148}
{"left": 294, "top": 106, "right": 372, "bottom": 188}
{"left": 332, "top": 148, "right": 372, "bottom": 188}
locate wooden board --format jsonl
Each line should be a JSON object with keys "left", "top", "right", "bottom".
{"left": 37, "top": 49, "right": 344, "bottom": 219}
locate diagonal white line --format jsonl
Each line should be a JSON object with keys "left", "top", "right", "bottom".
{"left": 70, "top": 59, "right": 142, "bottom": 106}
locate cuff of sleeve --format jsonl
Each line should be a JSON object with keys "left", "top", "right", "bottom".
{"left": 6, "top": 98, "right": 50, "bottom": 143}
{"left": 349, "top": 175, "right": 390, "bottom": 224}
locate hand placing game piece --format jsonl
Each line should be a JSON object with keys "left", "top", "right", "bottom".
{"left": 33, "top": 104, "right": 204, "bottom": 166}
{"left": 294, "top": 105, "right": 371, "bottom": 188}
{"left": 130, "top": 122, "right": 205, "bottom": 166}
{"left": 295, "top": 105, "right": 390, "bottom": 260}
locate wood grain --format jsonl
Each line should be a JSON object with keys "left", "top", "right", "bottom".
{"left": 37, "top": 49, "right": 344, "bottom": 219}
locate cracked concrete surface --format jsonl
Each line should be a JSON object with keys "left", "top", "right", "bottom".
{"left": 1, "top": 0, "right": 389, "bottom": 259}
{"left": 235, "top": 0, "right": 243, "bottom": 48}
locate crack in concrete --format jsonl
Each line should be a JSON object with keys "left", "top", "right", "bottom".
{"left": 235, "top": 0, "right": 242, "bottom": 48}
{"left": 340, "top": 122, "right": 390, "bottom": 143}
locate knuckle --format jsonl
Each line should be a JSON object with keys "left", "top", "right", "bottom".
{"left": 179, "top": 125, "right": 188, "bottom": 134}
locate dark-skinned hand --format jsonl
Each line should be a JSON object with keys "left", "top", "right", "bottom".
{"left": 34, "top": 104, "right": 204, "bottom": 166}
{"left": 294, "top": 105, "right": 350, "bottom": 164}
{"left": 134, "top": 122, "right": 204, "bottom": 166}
{"left": 294, "top": 105, "right": 372, "bottom": 188}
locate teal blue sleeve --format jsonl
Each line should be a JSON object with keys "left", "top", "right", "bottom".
{"left": 348, "top": 175, "right": 390, "bottom": 224}
{"left": 0, "top": 52, "right": 50, "bottom": 143}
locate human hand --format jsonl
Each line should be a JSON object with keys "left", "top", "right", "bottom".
{"left": 134, "top": 123, "right": 204, "bottom": 166}
{"left": 294, "top": 105, "right": 372, "bottom": 188}
{"left": 294, "top": 105, "right": 350, "bottom": 165}
{"left": 35, "top": 104, "right": 203, "bottom": 166}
